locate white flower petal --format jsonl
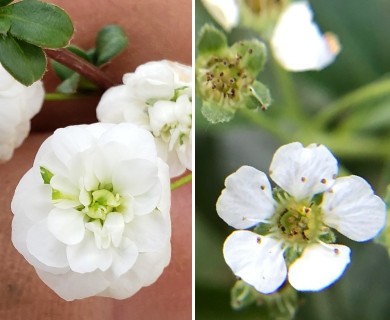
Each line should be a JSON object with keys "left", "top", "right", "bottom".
{"left": 201, "top": 0, "right": 239, "bottom": 32}
{"left": 103, "top": 212, "right": 125, "bottom": 248}
{"left": 217, "top": 166, "right": 276, "bottom": 229}
{"left": 112, "top": 159, "right": 159, "bottom": 196}
{"left": 110, "top": 237, "right": 139, "bottom": 278}
{"left": 157, "top": 158, "right": 171, "bottom": 214}
{"left": 26, "top": 219, "right": 69, "bottom": 268}
{"left": 48, "top": 208, "right": 85, "bottom": 245}
{"left": 67, "top": 232, "right": 113, "bottom": 273}
{"left": 270, "top": 142, "right": 338, "bottom": 201}
{"left": 288, "top": 243, "right": 350, "bottom": 291}
{"left": 36, "top": 268, "right": 109, "bottom": 301}
{"left": 271, "top": 2, "right": 340, "bottom": 71}
{"left": 223, "top": 230, "right": 286, "bottom": 294}
{"left": 125, "top": 210, "right": 170, "bottom": 252}
{"left": 322, "top": 175, "right": 386, "bottom": 241}
{"left": 96, "top": 85, "right": 131, "bottom": 122}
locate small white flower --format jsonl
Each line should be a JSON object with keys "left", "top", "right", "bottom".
{"left": 11, "top": 123, "right": 171, "bottom": 301}
{"left": 0, "top": 63, "right": 44, "bottom": 162}
{"left": 97, "top": 60, "right": 192, "bottom": 177}
{"left": 217, "top": 142, "right": 386, "bottom": 294}
{"left": 200, "top": 0, "right": 240, "bottom": 32}
{"left": 271, "top": 1, "right": 340, "bottom": 71}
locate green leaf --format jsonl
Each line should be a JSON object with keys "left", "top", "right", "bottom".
{"left": 250, "top": 81, "right": 272, "bottom": 110}
{"left": 56, "top": 72, "right": 80, "bottom": 94}
{"left": 0, "top": 14, "right": 10, "bottom": 33}
{"left": 0, "top": 0, "right": 74, "bottom": 48}
{"left": 231, "top": 39, "right": 267, "bottom": 77}
{"left": 0, "top": 0, "right": 13, "bottom": 7}
{"left": 51, "top": 46, "right": 90, "bottom": 81}
{"left": 95, "top": 24, "right": 128, "bottom": 66}
{"left": 0, "top": 34, "right": 45, "bottom": 85}
{"left": 40, "top": 166, "right": 54, "bottom": 184}
{"left": 197, "top": 24, "right": 227, "bottom": 54}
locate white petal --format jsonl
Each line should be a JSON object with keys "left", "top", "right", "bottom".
{"left": 36, "top": 268, "right": 109, "bottom": 301}
{"left": 201, "top": 0, "right": 239, "bottom": 32}
{"left": 157, "top": 158, "right": 171, "bottom": 214}
{"left": 110, "top": 237, "right": 139, "bottom": 278}
{"left": 288, "top": 243, "right": 350, "bottom": 291}
{"left": 96, "top": 85, "right": 130, "bottom": 123}
{"left": 133, "top": 181, "right": 162, "bottom": 215}
{"left": 48, "top": 208, "right": 86, "bottom": 245}
{"left": 270, "top": 142, "right": 338, "bottom": 201}
{"left": 103, "top": 212, "right": 125, "bottom": 248}
{"left": 26, "top": 219, "right": 69, "bottom": 268}
{"left": 223, "top": 230, "right": 286, "bottom": 294}
{"left": 322, "top": 175, "right": 386, "bottom": 241}
{"left": 112, "top": 159, "right": 159, "bottom": 196}
{"left": 125, "top": 210, "right": 170, "bottom": 252}
{"left": 271, "top": 2, "right": 340, "bottom": 71}
{"left": 217, "top": 166, "right": 276, "bottom": 229}
{"left": 67, "top": 231, "right": 113, "bottom": 273}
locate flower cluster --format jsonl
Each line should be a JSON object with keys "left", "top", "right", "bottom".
{"left": 0, "top": 63, "right": 44, "bottom": 162}
{"left": 217, "top": 142, "right": 386, "bottom": 293}
{"left": 200, "top": 0, "right": 340, "bottom": 71}
{"left": 96, "top": 60, "right": 192, "bottom": 177}
{"left": 11, "top": 123, "right": 171, "bottom": 300}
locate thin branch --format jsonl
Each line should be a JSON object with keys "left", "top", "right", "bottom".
{"left": 45, "top": 48, "right": 115, "bottom": 90}
{"left": 171, "top": 173, "right": 192, "bottom": 191}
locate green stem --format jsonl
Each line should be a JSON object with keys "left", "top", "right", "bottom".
{"left": 315, "top": 77, "right": 390, "bottom": 128}
{"left": 44, "top": 92, "right": 93, "bottom": 101}
{"left": 171, "top": 172, "right": 192, "bottom": 191}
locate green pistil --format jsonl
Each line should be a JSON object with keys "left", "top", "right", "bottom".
{"left": 82, "top": 188, "right": 122, "bottom": 221}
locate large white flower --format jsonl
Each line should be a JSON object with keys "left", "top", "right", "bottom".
{"left": 217, "top": 142, "right": 386, "bottom": 294}
{"left": 271, "top": 1, "right": 340, "bottom": 71}
{"left": 0, "top": 63, "right": 45, "bottom": 162}
{"left": 96, "top": 60, "right": 192, "bottom": 177}
{"left": 11, "top": 123, "right": 171, "bottom": 301}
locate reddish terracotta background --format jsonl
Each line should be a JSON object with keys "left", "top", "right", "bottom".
{"left": 0, "top": 1, "right": 192, "bottom": 319}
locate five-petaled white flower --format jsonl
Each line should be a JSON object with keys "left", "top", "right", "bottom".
{"left": 271, "top": 1, "right": 340, "bottom": 71}
{"left": 11, "top": 123, "right": 171, "bottom": 301}
{"left": 0, "top": 63, "right": 44, "bottom": 162}
{"left": 217, "top": 142, "right": 386, "bottom": 294}
{"left": 96, "top": 60, "right": 192, "bottom": 178}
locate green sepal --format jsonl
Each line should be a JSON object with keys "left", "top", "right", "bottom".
{"left": 197, "top": 24, "right": 227, "bottom": 55}
{"left": 95, "top": 24, "right": 128, "bottom": 66}
{"left": 284, "top": 246, "right": 303, "bottom": 266}
{"left": 0, "top": 0, "right": 13, "bottom": 7}
{"left": 253, "top": 222, "right": 272, "bottom": 235}
{"left": 231, "top": 39, "right": 267, "bottom": 77}
{"left": 1, "top": 0, "right": 74, "bottom": 48}
{"left": 249, "top": 81, "right": 271, "bottom": 110}
{"left": 0, "top": 15, "right": 10, "bottom": 33}
{"left": 0, "top": 34, "right": 46, "bottom": 85}
{"left": 231, "top": 280, "right": 257, "bottom": 310}
{"left": 40, "top": 166, "right": 54, "bottom": 184}
{"left": 201, "top": 100, "right": 235, "bottom": 124}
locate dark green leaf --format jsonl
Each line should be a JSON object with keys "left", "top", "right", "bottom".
{"left": 197, "top": 24, "right": 227, "bottom": 54}
{"left": 0, "top": 14, "right": 10, "bottom": 33}
{"left": 0, "top": 0, "right": 13, "bottom": 7}
{"left": 0, "top": 34, "right": 45, "bottom": 85}
{"left": 95, "top": 24, "right": 128, "bottom": 66}
{"left": 56, "top": 73, "right": 80, "bottom": 94}
{"left": 1, "top": 0, "right": 73, "bottom": 48}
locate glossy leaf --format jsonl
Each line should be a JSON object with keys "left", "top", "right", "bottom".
{"left": 0, "top": 35, "right": 46, "bottom": 85}
{"left": 95, "top": 24, "right": 128, "bottom": 66}
{"left": 0, "top": 0, "right": 73, "bottom": 48}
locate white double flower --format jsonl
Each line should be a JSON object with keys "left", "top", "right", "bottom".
{"left": 11, "top": 123, "right": 171, "bottom": 300}
{"left": 0, "top": 63, "right": 44, "bottom": 162}
{"left": 217, "top": 142, "right": 386, "bottom": 293}
{"left": 97, "top": 60, "right": 192, "bottom": 177}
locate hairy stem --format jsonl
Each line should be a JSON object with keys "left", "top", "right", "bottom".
{"left": 45, "top": 48, "right": 115, "bottom": 89}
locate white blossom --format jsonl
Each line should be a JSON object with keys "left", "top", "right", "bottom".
{"left": 271, "top": 1, "right": 340, "bottom": 71}
{"left": 11, "top": 123, "right": 171, "bottom": 301}
{"left": 0, "top": 63, "right": 44, "bottom": 162}
{"left": 217, "top": 142, "right": 386, "bottom": 294}
{"left": 97, "top": 60, "right": 192, "bottom": 177}
{"left": 200, "top": 0, "right": 239, "bottom": 32}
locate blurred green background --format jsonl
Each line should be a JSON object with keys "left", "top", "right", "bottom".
{"left": 195, "top": 0, "right": 390, "bottom": 319}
